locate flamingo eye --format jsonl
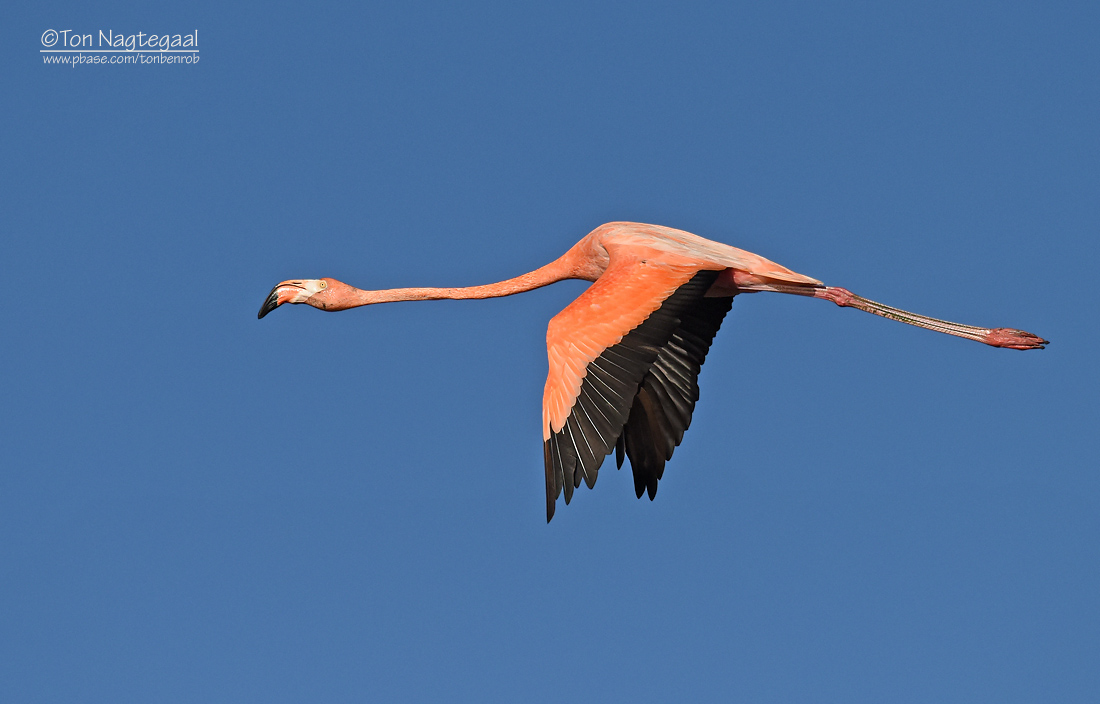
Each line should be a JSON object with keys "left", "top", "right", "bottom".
{"left": 319, "top": 280, "right": 327, "bottom": 289}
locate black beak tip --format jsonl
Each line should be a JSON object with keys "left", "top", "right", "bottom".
{"left": 257, "top": 290, "right": 280, "bottom": 319}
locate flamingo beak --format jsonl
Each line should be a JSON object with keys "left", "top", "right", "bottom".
{"left": 257, "top": 280, "right": 324, "bottom": 319}
{"left": 257, "top": 286, "right": 284, "bottom": 319}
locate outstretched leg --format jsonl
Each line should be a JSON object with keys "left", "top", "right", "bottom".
{"left": 734, "top": 282, "right": 1047, "bottom": 350}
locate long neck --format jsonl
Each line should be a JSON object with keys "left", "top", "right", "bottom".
{"left": 737, "top": 282, "right": 1047, "bottom": 350}
{"left": 347, "top": 251, "right": 582, "bottom": 306}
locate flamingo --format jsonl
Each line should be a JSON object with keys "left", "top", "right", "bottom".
{"left": 258, "top": 221, "right": 1046, "bottom": 521}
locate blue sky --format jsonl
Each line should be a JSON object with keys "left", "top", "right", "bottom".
{"left": 3, "top": 1, "right": 1098, "bottom": 701}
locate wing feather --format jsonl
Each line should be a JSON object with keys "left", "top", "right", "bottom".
{"left": 621, "top": 296, "right": 733, "bottom": 500}
{"left": 542, "top": 260, "right": 726, "bottom": 521}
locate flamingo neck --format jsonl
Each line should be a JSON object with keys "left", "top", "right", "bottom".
{"left": 344, "top": 252, "right": 585, "bottom": 307}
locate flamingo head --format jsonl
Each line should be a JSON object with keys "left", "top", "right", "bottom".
{"left": 257, "top": 278, "right": 356, "bottom": 318}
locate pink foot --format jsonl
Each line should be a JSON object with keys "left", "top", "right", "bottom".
{"left": 983, "top": 328, "right": 1049, "bottom": 350}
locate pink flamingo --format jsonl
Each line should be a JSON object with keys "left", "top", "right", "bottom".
{"left": 259, "top": 222, "right": 1046, "bottom": 520}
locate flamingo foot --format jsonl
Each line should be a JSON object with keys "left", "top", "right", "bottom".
{"left": 983, "top": 328, "right": 1048, "bottom": 350}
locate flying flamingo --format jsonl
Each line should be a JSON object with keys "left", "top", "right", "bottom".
{"left": 258, "top": 221, "right": 1046, "bottom": 521}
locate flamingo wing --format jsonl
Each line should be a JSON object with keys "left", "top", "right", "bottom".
{"left": 619, "top": 293, "right": 732, "bottom": 502}
{"left": 543, "top": 259, "right": 733, "bottom": 521}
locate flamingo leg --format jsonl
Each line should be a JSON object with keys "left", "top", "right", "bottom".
{"left": 735, "top": 282, "right": 1048, "bottom": 350}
